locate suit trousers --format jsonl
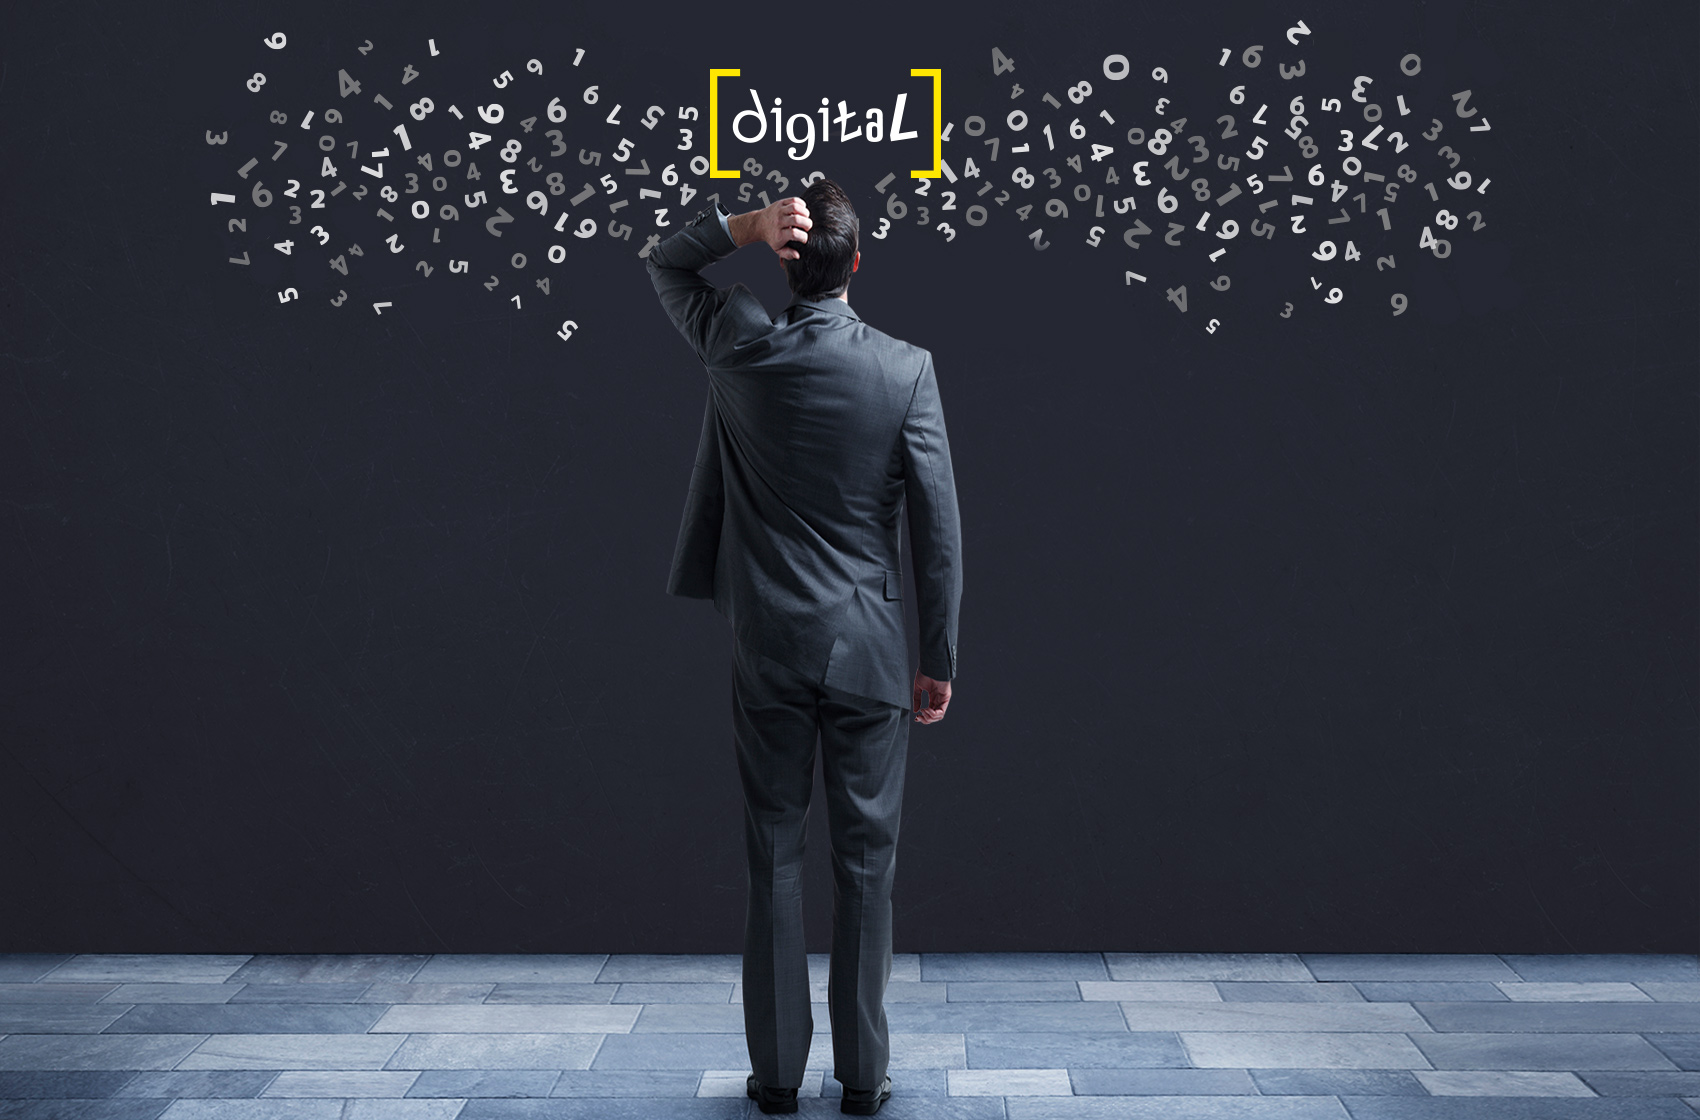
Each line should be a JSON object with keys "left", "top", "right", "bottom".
{"left": 731, "top": 633, "right": 910, "bottom": 1092}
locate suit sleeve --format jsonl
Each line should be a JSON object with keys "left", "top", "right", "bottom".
{"left": 645, "top": 203, "right": 769, "bottom": 363}
{"left": 901, "top": 352, "right": 963, "bottom": 681}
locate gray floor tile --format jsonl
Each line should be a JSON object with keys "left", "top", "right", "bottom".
{"left": 1642, "top": 986, "right": 1700, "bottom": 1003}
{"left": 922, "top": 955, "right": 1109, "bottom": 982}
{"left": 227, "top": 983, "right": 373, "bottom": 1004}
{"left": 408, "top": 1070, "right": 561, "bottom": 1098}
{"left": 1414, "top": 1002, "right": 1700, "bottom": 1033}
{"left": 225, "top": 957, "right": 428, "bottom": 985}
{"left": 1354, "top": 984, "right": 1506, "bottom": 1003}
{"left": 0, "top": 985, "right": 121, "bottom": 1005}
{"left": 177, "top": 1034, "right": 404, "bottom": 1070}
{"left": 888, "top": 1001, "right": 1129, "bottom": 1033}
{"left": 610, "top": 984, "right": 734, "bottom": 1005}
{"left": 1410, "top": 1032, "right": 1677, "bottom": 1070}
{"left": 965, "top": 1031, "right": 1188, "bottom": 1069}
{"left": 1649, "top": 1036, "right": 1700, "bottom": 1070}
{"left": 458, "top": 1099, "right": 750, "bottom": 1118}
{"left": 0, "top": 958, "right": 74, "bottom": 984}
{"left": 889, "top": 956, "right": 922, "bottom": 984}
{"left": 630, "top": 1004, "right": 744, "bottom": 1033}
{"left": 1413, "top": 1070, "right": 1594, "bottom": 1096}
{"left": 886, "top": 1035, "right": 971, "bottom": 1070}
{"left": 42, "top": 958, "right": 251, "bottom": 985}
{"left": 0, "top": 1009, "right": 127, "bottom": 1033}
{"left": 159, "top": 1104, "right": 346, "bottom": 1120}
{"left": 846, "top": 1100, "right": 1006, "bottom": 1120}
{"left": 1299, "top": 956, "right": 1517, "bottom": 982}
{"left": 1182, "top": 1032, "right": 1431, "bottom": 1069}
{"left": 593, "top": 956, "right": 742, "bottom": 984}
{"left": 261, "top": 1071, "right": 422, "bottom": 1097}
{"left": 0, "top": 1102, "right": 176, "bottom": 1120}
{"left": 946, "top": 983, "right": 1081, "bottom": 1003}
{"left": 1250, "top": 1070, "right": 1428, "bottom": 1096}
{"left": 548, "top": 1070, "right": 701, "bottom": 1097}
{"left": 370, "top": 1006, "right": 638, "bottom": 1034}
{"left": 95, "top": 986, "right": 238, "bottom": 1006}
{"left": 1078, "top": 983, "right": 1219, "bottom": 1003}
{"left": 1121, "top": 1002, "right": 1429, "bottom": 1033}
{"left": 410, "top": 959, "right": 608, "bottom": 986}
{"left": 481, "top": 986, "right": 612, "bottom": 1006}
{"left": 103, "top": 1004, "right": 387, "bottom": 1034}
{"left": 1497, "top": 982, "right": 1650, "bottom": 1002}
{"left": 1005, "top": 1099, "right": 1350, "bottom": 1118}
{"left": 1105, "top": 955, "right": 1313, "bottom": 983}
{"left": 113, "top": 1071, "right": 279, "bottom": 1098}
{"left": 0, "top": 1035, "right": 207, "bottom": 1071}
{"left": 1338, "top": 1099, "right": 1698, "bottom": 1118}
{"left": 160, "top": 1103, "right": 465, "bottom": 1119}
{"left": 1216, "top": 983, "right": 1365, "bottom": 1004}
{"left": 586, "top": 1033, "right": 749, "bottom": 1070}
{"left": 1501, "top": 956, "right": 1700, "bottom": 983}
{"left": 947, "top": 1067, "right": 1071, "bottom": 1095}
{"left": 1068, "top": 1068, "right": 1258, "bottom": 1095}
{"left": 0, "top": 1070, "right": 139, "bottom": 1097}
{"left": 1580, "top": 1070, "right": 1700, "bottom": 1095}
{"left": 386, "top": 1035, "right": 601, "bottom": 1071}
{"left": 358, "top": 985, "right": 496, "bottom": 1005}
{"left": 886, "top": 983, "right": 948, "bottom": 1003}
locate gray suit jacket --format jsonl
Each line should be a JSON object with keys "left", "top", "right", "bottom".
{"left": 647, "top": 203, "right": 961, "bottom": 709}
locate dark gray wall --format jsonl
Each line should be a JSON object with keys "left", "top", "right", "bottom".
{"left": 1, "top": 0, "right": 1694, "bottom": 952}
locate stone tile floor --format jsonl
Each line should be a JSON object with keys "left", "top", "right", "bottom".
{"left": 0, "top": 953, "right": 1695, "bottom": 1117}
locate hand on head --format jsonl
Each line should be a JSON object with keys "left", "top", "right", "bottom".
{"left": 762, "top": 196, "right": 812, "bottom": 260}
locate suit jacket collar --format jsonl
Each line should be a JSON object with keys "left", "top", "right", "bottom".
{"left": 783, "top": 295, "right": 861, "bottom": 323}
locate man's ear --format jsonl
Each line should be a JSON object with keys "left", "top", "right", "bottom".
{"left": 852, "top": 251, "right": 860, "bottom": 273}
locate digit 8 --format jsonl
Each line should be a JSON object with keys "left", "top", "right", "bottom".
{"left": 1397, "top": 163, "right": 1418, "bottom": 183}
{"left": 500, "top": 139, "right": 522, "bottom": 163}
{"left": 1012, "top": 166, "right": 1035, "bottom": 188}
{"left": 1298, "top": 136, "right": 1318, "bottom": 159}
{"left": 546, "top": 172, "right": 565, "bottom": 195}
{"left": 246, "top": 73, "right": 266, "bottom": 92}
{"left": 410, "top": 98, "right": 435, "bottom": 121}
{"left": 269, "top": 110, "right": 288, "bottom": 125}
{"left": 1191, "top": 178, "right": 1211, "bottom": 201}
{"left": 1147, "top": 128, "right": 1171, "bottom": 155}
{"left": 742, "top": 157, "right": 764, "bottom": 176}
{"left": 1435, "top": 209, "right": 1458, "bottom": 230}
{"left": 380, "top": 185, "right": 398, "bottom": 202}
{"left": 1067, "top": 80, "right": 1093, "bottom": 103}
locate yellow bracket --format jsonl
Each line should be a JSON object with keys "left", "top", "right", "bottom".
{"left": 911, "top": 69, "right": 942, "bottom": 178}
{"left": 709, "top": 68, "right": 740, "bottom": 178}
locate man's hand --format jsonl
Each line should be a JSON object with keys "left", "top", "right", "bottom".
{"left": 727, "top": 196, "right": 813, "bottom": 260}
{"left": 913, "top": 673, "right": 952, "bottom": 724}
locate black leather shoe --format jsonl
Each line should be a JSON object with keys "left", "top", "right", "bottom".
{"left": 746, "top": 1075, "right": 799, "bottom": 1115}
{"left": 840, "top": 1075, "right": 892, "bottom": 1115}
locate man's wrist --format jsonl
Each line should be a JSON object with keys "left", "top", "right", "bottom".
{"left": 727, "top": 210, "right": 759, "bottom": 248}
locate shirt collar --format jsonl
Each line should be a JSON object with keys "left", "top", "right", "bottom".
{"left": 783, "top": 295, "right": 861, "bottom": 322}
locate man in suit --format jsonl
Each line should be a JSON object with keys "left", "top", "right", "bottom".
{"left": 646, "top": 180, "right": 962, "bottom": 1115}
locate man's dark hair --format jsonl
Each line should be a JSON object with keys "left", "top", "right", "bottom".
{"left": 783, "top": 179, "right": 859, "bottom": 300}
